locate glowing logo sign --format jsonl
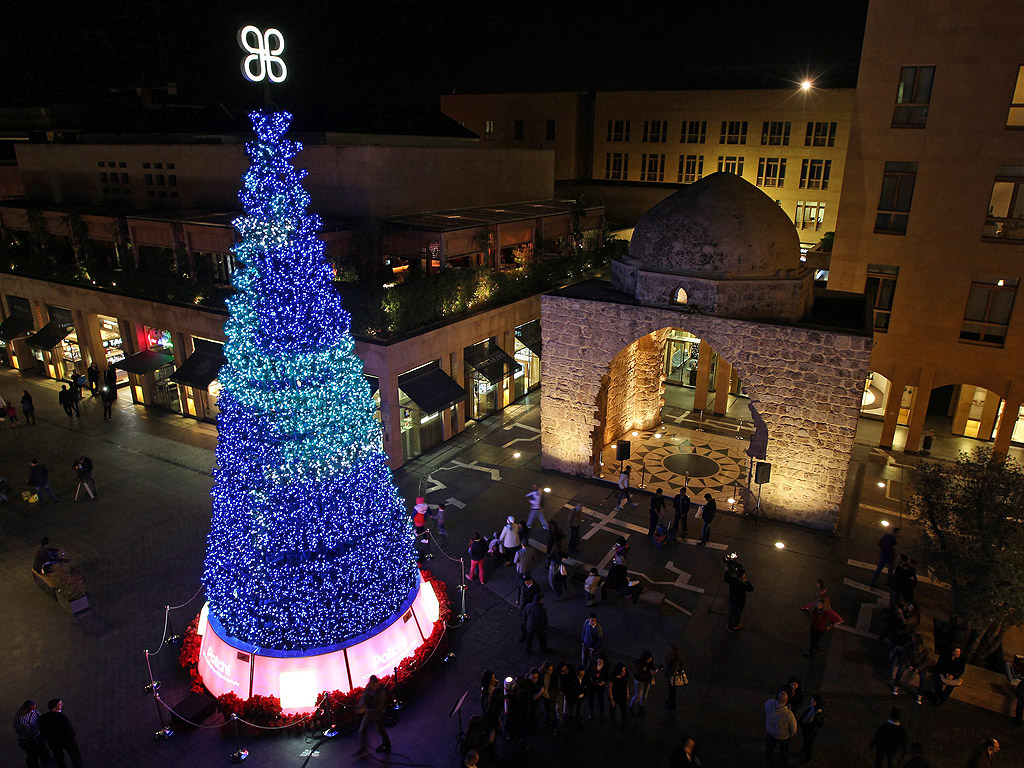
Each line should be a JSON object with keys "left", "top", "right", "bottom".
{"left": 238, "top": 25, "right": 287, "bottom": 83}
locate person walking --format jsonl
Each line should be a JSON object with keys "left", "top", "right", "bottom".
{"left": 797, "top": 693, "right": 825, "bottom": 764}
{"left": 608, "top": 662, "right": 630, "bottom": 731}
{"left": 86, "top": 361, "right": 99, "bottom": 397}
{"left": 870, "top": 527, "right": 900, "bottom": 588}
{"left": 629, "top": 650, "right": 657, "bottom": 716}
{"left": 28, "top": 459, "right": 57, "bottom": 505}
{"left": 585, "top": 655, "right": 609, "bottom": 719}
{"left": 354, "top": 675, "right": 391, "bottom": 756}
{"left": 931, "top": 646, "right": 966, "bottom": 704}
{"left": 525, "top": 484, "right": 549, "bottom": 530}
{"left": 870, "top": 706, "right": 908, "bottom": 768}
{"left": 547, "top": 548, "right": 567, "bottom": 600}
{"left": 72, "top": 456, "right": 96, "bottom": 501}
{"left": 803, "top": 596, "right": 844, "bottom": 657}
{"left": 966, "top": 738, "right": 1000, "bottom": 768}
{"left": 648, "top": 488, "right": 666, "bottom": 540}
{"left": 13, "top": 700, "right": 52, "bottom": 767}
{"left": 580, "top": 614, "right": 603, "bottom": 669}
{"left": 514, "top": 542, "right": 534, "bottom": 577}
{"left": 37, "top": 699, "right": 83, "bottom": 768}
{"left": 697, "top": 492, "right": 716, "bottom": 545}
{"left": 725, "top": 560, "right": 754, "bottom": 632}
{"left": 567, "top": 502, "right": 583, "bottom": 551}
{"left": 467, "top": 532, "right": 487, "bottom": 585}
{"left": 500, "top": 515, "right": 520, "bottom": 563}
{"left": 615, "top": 466, "right": 635, "bottom": 510}
{"left": 664, "top": 644, "right": 684, "bottom": 711}
{"left": 101, "top": 382, "right": 115, "bottom": 420}
{"left": 672, "top": 488, "right": 691, "bottom": 539}
{"left": 764, "top": 688, "right": 797, "bottom": 766}
{"left": 523, "top": 595, "right": 548, "bottom": 655}
{"left": 58, "top": 386, "right": 76, "bottom": 418}
{"left": 20, "top": 390, "right": 35, "bottom": 425}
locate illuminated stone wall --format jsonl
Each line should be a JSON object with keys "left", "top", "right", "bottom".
{"left": 600, "top": 330, "right": 667, "bottom": 445}
{"left": 540, "top": 290, "right": 871, "bottom": 531}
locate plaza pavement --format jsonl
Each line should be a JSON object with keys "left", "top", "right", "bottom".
{"left": 1, "top": 368, "right": 1021, "bottom": 767}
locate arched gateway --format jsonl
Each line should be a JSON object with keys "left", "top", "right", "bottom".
{"left": 540, "top": 174, "right": 872, "bottom": 531}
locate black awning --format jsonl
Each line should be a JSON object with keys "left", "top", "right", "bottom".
{"left": 0, "top": 315, "right": 32, "bottom": 342}
{"left": 515, "top": 319, "right": 542, "bottom": 358}
{"left": 464, "top": 340, "right": 522, "bottom": 384}
{"left": 398, "top": 362, "right": 466, "bottom": 414}
{"left": 170, "top": 351, "right": 227, "bottom": 390}
{"left": 115, "top": 349, "right": 175, "bottom": 375}
{"left": 24, "top": 321, "right": 72, "bottom": 350}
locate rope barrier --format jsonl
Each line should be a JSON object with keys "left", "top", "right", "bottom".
{"left": 147, "top": 608, "right": 172, "bottom": 657}
{"left": 167, "top": 583, "right": 204, "bottom": 611}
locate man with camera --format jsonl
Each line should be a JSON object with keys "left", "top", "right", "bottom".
{"left": 73, "top": 456, "right": 96, "bottom": 501}
{"left": 724, "top": 554, "right": 754, "bottom": 632}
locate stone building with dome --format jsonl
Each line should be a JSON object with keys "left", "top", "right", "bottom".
{"left": 540, "top": 172, "right": 872, "bottom": 531}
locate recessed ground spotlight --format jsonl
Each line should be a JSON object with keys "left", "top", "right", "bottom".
{"left": 801, "top": 79, "right": 813, "bottom": 91}
{"left": 654, "top": 433, "right": 662, "bottom": 439}
{"left": 513, "top": 452, "right": 521, "bottom": 459}
{"left": 877, "top": 481, "right": 886, "bottom": 488}
{"left": 775, "top": 542, "right": 785, "bottom": 549}
{"left": 632, "top": 431, "right": 639, "bottom": 436}
{"left": 727, "top": 497, "right": 736, "bottom": 505}
{"left": 543, "top": 487, "right": 551, "bottom": 493}
{"left": 611, "top": 443, "right": 617, "bottom": 449}
{"left": 881, "top": 520, "right": 891, "bottom": 527}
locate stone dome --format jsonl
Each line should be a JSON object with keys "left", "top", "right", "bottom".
{"left": 628, "top": 172, "right": 802, "bottom": 278}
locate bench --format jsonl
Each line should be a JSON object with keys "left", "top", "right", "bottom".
{"left": 950, "top": 663, "right": 1016, "bottom": 716}
{"left": 31, "top": 569, "right": 59, "bottom": 601}
{"left": 638, "top": 590, "right": 666, "bottom": 607}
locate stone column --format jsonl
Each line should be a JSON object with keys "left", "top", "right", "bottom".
{"left": 993, "top": 381, "right": 1024, "bottom": 457}
{"left": 713, "top": 358, "right": 731, "bottom": 416}
{"left": 692, "top": 341, "right": 713, "bottom": 412}
{"left": 379, "top": 368, "right": 403, "bottom": 469}
{"left": 904, "top": 368, "right": 935, "bottom": 453}
{"left": 879, "top": 363, "right": 907, "bottom": 449}
{"left": 978, "top": 391, "right": 1001, "bottom": 440}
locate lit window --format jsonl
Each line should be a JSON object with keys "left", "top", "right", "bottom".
{"left": 674, "top": 288, "right": 688, "bottom": 304}
{"left": 795, "top": 201, "right": 826, "bottom": 231}
{"left": 484, "top": 120, "right": 494, "bottom": 140}
{"left": 717, "top": 156, "right": 744, "bottom": 176}
{"left": 680, "top": 120, "right": 706, "bottom": 144}
{"left": 719, "top": 121, "right": 747, "bottom": 145}
{"left": 960, "top": 276, "right": 1018, "bottom": 346}
{"left": 757, "top": 158, "right": 787, "bottom": 188}
{"left": 677, "top": 155, "right": 704, "bottom": 184}
{"left": 983, "top": 166, "right": 1024, "bottom": 241}
{"left": 800, "top": 159, "right": 831, "bottom": 190}
{"left": 639, "top": 154, "right": 665, "bottom": 182}
{"left": 761, "top": 121, "right": 791, "bottom": 146}
{"left": 604, "top": 152, "right": 629, "bottom": 180}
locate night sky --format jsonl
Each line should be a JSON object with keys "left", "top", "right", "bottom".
{"left": 1, "top": 1, "right": 870, "bottom": 112}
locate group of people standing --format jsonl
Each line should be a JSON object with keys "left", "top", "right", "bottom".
{"left": 13, "top": 698, "right": 82, "bottom": 768}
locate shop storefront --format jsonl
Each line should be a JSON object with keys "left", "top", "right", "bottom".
{"left": 464, "top": 339, "right": 520, "bottom": 421}
{"left": 0, "top": 296, "right": 34, "bottom": 368}
{"left": 97, "top": 314, "right": 129, "bottom": 388}
{"left": 170, "top": 338, "right": 226, "bottom": 421}
{"left": 513, "top": 319, "right": 542, "bottom": 401}
{"left": 25, "top": 306, "right": 74, "bottom": 379}
{"left": 396, "top": 362, "right": 466, "bottom": 460}
{"left": 146, "top": 326, "right": 180, "bottom": 413}
{"left": 664, "top": 329, "right": 701, "bottom": 387}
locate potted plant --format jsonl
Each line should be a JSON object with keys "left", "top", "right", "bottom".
{"left": 50, "top": 565, "right": 89, "bottom": 615}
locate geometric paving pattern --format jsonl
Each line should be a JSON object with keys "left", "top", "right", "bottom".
{"left": 599, "top": 424, "right": 749, "bottom": 500}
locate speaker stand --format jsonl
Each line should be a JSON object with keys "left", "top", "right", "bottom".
{"left": 748, "top": 481, "right": 770, "bottom": 531}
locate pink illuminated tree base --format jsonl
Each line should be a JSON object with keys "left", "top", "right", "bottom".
{"left": 195, "top": 573, "right": 443, "bottom": 713}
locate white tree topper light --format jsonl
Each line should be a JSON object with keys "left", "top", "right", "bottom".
{"left": 238, "top": 25, "right": 287, "bottom": 83}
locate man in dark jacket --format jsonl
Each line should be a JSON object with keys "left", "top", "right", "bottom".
{"left": 523, "top": 595, "right": 548, "bottom": 654}
{"left": 28, "top": 459, "right": 57, "bottom": 504}
{"left": 870, "top": 527, "right": 900, "bottom": 587}
{"left": 725, "top": 561, "right": 753, "bottom": 632}
{"left": 648, "top": 488, "right": 666, "bottom": 540}
{"left": 870, "top": 706, "right": 908, "bottom": 768}
{"left": 671, "top": 489, "right": 691, "bottom": 539}
{"left": 37, "top": 699, "right": 83, "bottom": 768}
{"left": 517, "top": 575, "right": 541, "bottom": 641}
{"left": 73, "top": 456, "right": 96, "bottom": 500}
{"left": 86, "top": 362, "right": 99, "bottom": 396}
{"left": 932, "top": 646, "right": 966, "bottom": 704}
{"left": 355, "top": 676, "right": 391, "bottom": 756}
{"left": 698, "top": 493, "right": 716, "bottom": 545}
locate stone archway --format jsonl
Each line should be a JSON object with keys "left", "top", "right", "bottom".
{"left": 540, "top": 290, "right": 871, "bottom": 531}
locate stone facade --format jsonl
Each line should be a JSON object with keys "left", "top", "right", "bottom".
{"left": 599, "top": 329, "right": 668, "bottom": 446}
{"left": 540, "top": 286, "right": 871, "bottom": 531}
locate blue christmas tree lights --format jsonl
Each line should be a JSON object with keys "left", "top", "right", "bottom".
{"left": 202, "top": 110, "right": 418, "bottom": 650}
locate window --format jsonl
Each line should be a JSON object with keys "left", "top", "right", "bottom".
{"left": 677, "top": 155, "right": 704, "bottom": 183}
{"left": 800, "top": 159, "right": 832, "bottom": 190}
{"left": 642, "top": 120, "right": 667, "bottom": 143}
{"left": 604, "top": 152, "right": 629, "bottom": 180}
{"left": 804, "top": 121, "right": 837, "bottom": 147}
{"left": 960, "top": 276, "right": 1018, "bottom": 346}
{"left": 606, "top": 120, "right": 631, "bottom": 142}
{"left": 865, "top": 264, "right": 899, "bottom": 332}
{"left": 893, "top": 66, "right": 935, "bottom": 127}
{"left": 984, "top": 167, "right": 1024, "bottom": 241}
{"left": 545, "top": 120, "right": 556, "bottom": 141}
{"left": 717, "top": 156, "right": 744, "bottom": 176}
{"left": 874, "top": 161, "right": 918, "bottom": 234}
{"left": 1008, "top": 66, "right": 1024, "bottom": 127}
{"left": 681, "top": 120, "right": 706, "bottom": 144}
{"left": 719, "top": 121, "right": 747, "bottom": 145}
{"left": 484, "top": 120, "right": 494, "bottom": 140}
{"left": 795, "top": 201, "right": 826, "bottom": 231}
{"left": 639, "top": 154, "right": 665, "bottom": 182}
{"left": 513, "top": 120, "right": 524, "bottom": 141}
{"left": 757, "top": 158, "right": 787, "bottom": 188}
{"left": 761, "top": 121, "right": 791, "bottom": 146}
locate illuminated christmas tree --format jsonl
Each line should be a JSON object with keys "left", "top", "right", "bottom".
{"left": 202, "top": 110, "right": 418, "bottom": 651}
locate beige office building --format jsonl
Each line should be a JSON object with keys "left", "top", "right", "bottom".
{"left": 828, "top": 0, "right": 1024, "bottom": 455}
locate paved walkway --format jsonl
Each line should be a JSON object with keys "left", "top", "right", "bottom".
{"left": 1, "top": 369, "right": 1021, "bottom": 767}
